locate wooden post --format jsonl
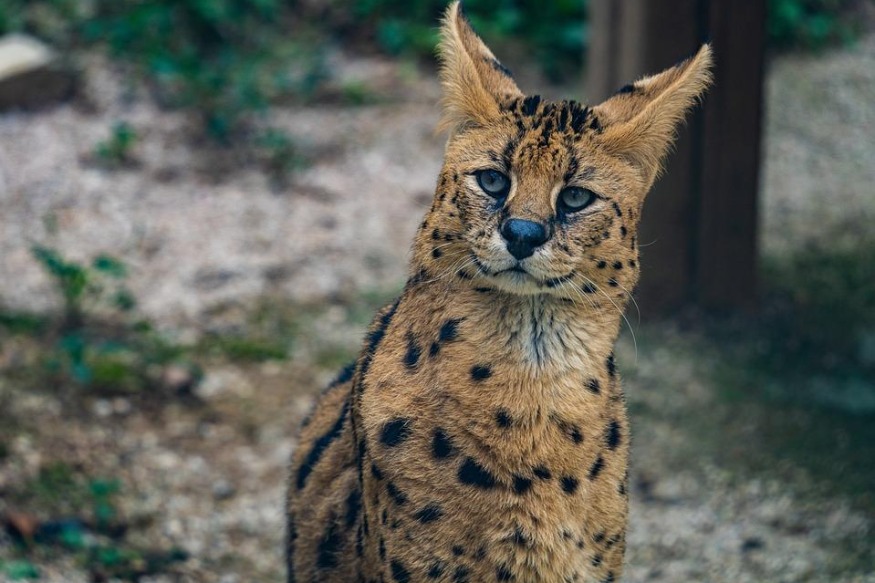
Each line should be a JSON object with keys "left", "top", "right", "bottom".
{"left": 586, "top": 0, "right": 765, "bottom": 314}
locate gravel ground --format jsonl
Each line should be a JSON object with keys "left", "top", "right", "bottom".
{"left": 1, "top": 34, "right": 874, "bottom": 583}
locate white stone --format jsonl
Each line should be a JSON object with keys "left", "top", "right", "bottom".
{"left": 0, "top": 34, "right": 74, "bottom": 109}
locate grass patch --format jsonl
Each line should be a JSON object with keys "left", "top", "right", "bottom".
{"left": 3, "top": 463, "right": 188, "bottom": 580}
{"left": 197, "top": 335, "right": 288, "bottom": 362}
{"left": 0, "top": 248, "right": 199, "bottom": 397}
{"left": 768, "top": 0, "right": 863, "bottom": 51}
{"left": 626, "top": 235, "right": 875, "bottom": 520}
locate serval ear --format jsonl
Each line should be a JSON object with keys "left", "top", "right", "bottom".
{"left": 436, "top": 1, "right": 523, "bottom": 134}
{"left": 594, "top": 44, "right": 714, "bottom": 189}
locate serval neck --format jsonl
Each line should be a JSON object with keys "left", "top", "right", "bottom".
{"left": 403, "top": 267, "right": 623, "bottom": 375}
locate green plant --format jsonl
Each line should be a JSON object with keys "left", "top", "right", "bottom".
{"left": 768, "top": 0, "right": 861, "bottom": 50}
{"left": 353, "top": 0, "right": 589, "bottom": 80}
{"left": 1, "top": 0, "right": 325, "bottom": 144}
{"left": 0, "top": 560, "right": 39, "bottom": 580}
{"left": 90, "top": 478, "right": 121, "bottom": 531}
{"left": 6, "top": 465, "right": 188, "bottom": 580}
{"left": 27, "top": 247, "right": 197, "bottom": 394}
{"left": 255, "top": 128, "right": 304, "bottom": 187}
{"left": 87, "top": 0, "right": 325, "bottom": 141}
{"left": 94, "top": 122, "right": 137, "bottom": 167}
{"left": 32, "top": 247, "right": 133, "bottom": 329}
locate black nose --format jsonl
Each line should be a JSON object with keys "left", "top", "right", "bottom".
{"left": 501, "top": 218, "right": 550, "bottom": 260}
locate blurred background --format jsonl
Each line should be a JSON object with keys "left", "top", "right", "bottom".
{"left": 0, "top": 0, "right": 872, "bottom": 581}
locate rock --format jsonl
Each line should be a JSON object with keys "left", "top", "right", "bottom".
{"left": 93, "top": 399, "right": 113, "bottom": 418}
{"left": 211, "top": 479, "right": 236, "bottom": 501}
{"left": 0, "top": 34, "right": 75, "bottom": 110}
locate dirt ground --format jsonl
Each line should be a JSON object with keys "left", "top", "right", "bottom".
{"left": 1, "top": 31, "right": 874, "bottom": 583}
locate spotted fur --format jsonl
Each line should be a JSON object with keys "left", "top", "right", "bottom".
{"left": 287, "top": 3, "right": 712, "bottom": 581}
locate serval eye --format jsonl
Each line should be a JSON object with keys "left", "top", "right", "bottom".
{"left": 558, "top": 187, "right": 595, "bottom": 212}
{"left": 475, "top": 169, "right": 510, "bottom": 198}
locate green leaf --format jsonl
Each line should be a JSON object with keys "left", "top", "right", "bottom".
{"left": 3, "top": 560, "right": 40, "bottom": 580}
{"left": 92, "top": 255, "right": 128, "bottom": 278}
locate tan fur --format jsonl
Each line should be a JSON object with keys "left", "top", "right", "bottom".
{"left": 287, "top": 3, "right": 712, "bottom": 582}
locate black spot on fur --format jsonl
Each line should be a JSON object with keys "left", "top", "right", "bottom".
{"left": 452, "top": 545, "right": 465, "bottom": 556}
{"left": 620, "top": 225, "right": 628, "bottom": 238}
{"left": 607, "top": 353, "right": 617, "bottom": 377}
{"left": 563, "top": 156, "right": 580, "bottom": 184}
{"left": 327, "top": 361, "right": 356, "bottom": 390}
{"left": 428, "top": 562, "right": 445, "bottom": 578}
{"left": 432, "top": 248, "right": 443, "bottom": 259}
{"left": 512, "top": 527, "right": 530, "bottom": 547}
{"left": 457, "top": 268, "right": 473, "bottom": 280}
{"left": 429, "top": 342, "right": 440, "bottom": 357}
{"left": 379, "top": 537, "right": 387, "bottom": 560}
{"left": 296, "top": 398, "right": 350, "bottom": 490}
{"left": 439, "top": 318, "right": 462, "bottom": 342}
{"left": 414, "top": 504, "right": 443, "bottom": 523}
{"left": 474, "top": 546, "right": 487, "bottom": 561}
{"left": 387, "top": 481, "right": 408, "bottom": 505}
{"left": 587, "top": 378, "right": 601, "bottom": 394}
{"left": 616, "top": 83, "right": 637, "bottom": 94}
{"left": 432, "top": 428, "right": 455, "bottom": 459}
{"left": 533, "top": 465, "right": 552, "bottom": 480}
{"left": 540, "top": 117, "right": 555, "bottom": 144}
{"left": 612, "top": 261, "right": 623, "bottom": 270}
{"left": 345, "top": 488, "right": 361, "bottom": 527}
{"left": 391, "top": 560, "right": 411, "bottom": 583}
{"left": 360, "top": 299, "right": 399, "bottom": 379}
{"left": 406, "top": 268, "right": 429, "bottom": 287}
{"left": 316, "top": 521, "right": 342, "bottom": 569}
{"left": 470, "top": 364, "right": 492, "bottom": 381}
{"left": 404, "top": 333, "right": 421, "bottom": 370}
{"left": 366, "top": 301, "right": 398, "bottom": 355}
{"left": 569, "top": 102, "right": 591, "bottom": 133}
{"left": 286, "top": 516, "right": 297, "bottom": 583}
{"left": 521, "top": 95, "right": 542, "bottom": 116}
{"left": 605, "top": 421, "right": 622, "bottom": 450}
{"left": 603, "top": 573, "right": 615, "bottom": 583}
{"left": 513, "top": 475, "right": 533, "bottom": 495}
{"left": 569, "top": 425, "right": 583, "bottom": 444}
{"left": 502, "top": 136, "right": 519, "bottom": 167}
{"left": 495, "top": 409, "right": 512, "bottom": 428}
{"left": 588, "top": 455, "right": 605, "bottom": 480}
{"left": 612, "top": 201, "right": 623, "bottom": 217}
{"left": 560, "top": 476, "right": 579, "bottom": 494}
{"left": 558, "top": 105, "right": 570, "bottom": 131}
{"left": 608, "top": 277, "right": 619, "bottom": 287}
{"left": 355, "top": 522, "right": 363, "bottom": 557}
{"left": 381, "top": 418, "right": 411, "bottom": 447}
{"left": 582, "top": 283, "right": 597, "bottom": 294}
{"left": 597, "top": 260, "right": 607, "bottom": 269}
{"left": 453, "top": 565, "right": 470, "bottom": 582}
{"left": 589, "top": 115, "right": 602, "bottom": 133}
{"left": 592, "top": 554, "right": 603, "bottom": 567}
{"left": 371, "top": 462, "right": 384, "bottom": 481}
{"left": 432, "top": 228, "right": 440, "bottom": 240}
{"left": 458, "top": 457, "right": 497, "bottom": 489}
{"left": 497, "top": 565, "right": 515, "bottom": 581}
{"left": 545, "top": 273, "right": 575, "bottom": 288}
